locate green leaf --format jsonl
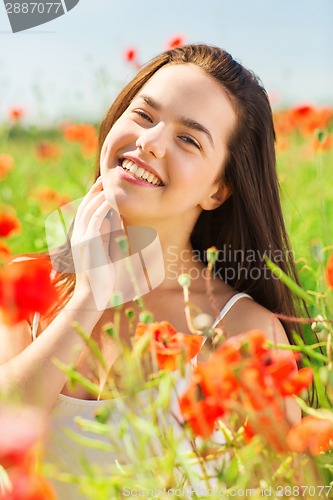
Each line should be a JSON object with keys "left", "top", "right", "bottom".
{"left": 223, "top": 456, "right": 239, "bottom": 487}
{"left": 72, "top": 321, "right": 107, "bottom": 370}
{"left": 64, "top": 428, "right": 113, "bottom": 451}
{"left": 315, "top": 128, "right": 327, "bottom": 143}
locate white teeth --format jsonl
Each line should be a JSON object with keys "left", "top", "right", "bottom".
{"left": 121, "top": 159, "right": 162, "bottom": 186}
{"left": 136, "top": 167, "right": 145, "bottom": 177}
{"left": 122, "top": 159, "right": 132, "bottom": 169}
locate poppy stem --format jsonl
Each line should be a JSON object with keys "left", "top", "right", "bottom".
{"left": 204, "top": 264, "right": 220, "bottom": 318}
{"left": 327, "top": 332, "right": 332, "bottom": 371}
{"left": 182, "top": 285, "right": 201, "bottom": 335}
{"left": 189, "top": 437, "right": 212, "bottom": 489}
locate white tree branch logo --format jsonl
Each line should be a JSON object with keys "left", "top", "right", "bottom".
{"left": 45, "top": 191, "right": 165, "bottom": 311}
{"left": 4, "top": 0, "right": 80, "bottom": 33}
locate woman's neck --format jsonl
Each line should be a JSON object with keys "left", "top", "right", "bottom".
{"left": 115, "top": 215, "right": 205, "bottom": 292}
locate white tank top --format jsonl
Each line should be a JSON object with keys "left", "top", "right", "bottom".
{"left": 38, "top": 292, "right": 252, "bottom": 498}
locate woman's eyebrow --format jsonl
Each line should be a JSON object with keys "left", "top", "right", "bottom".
{"left": 138, "top": 94, "right": 161, "bottom": 111}
{"left": 137, "top": 94, "right": 214, "bottom": 148}
{"left": 178, "top": 117, "right": 214, "bottom": 148}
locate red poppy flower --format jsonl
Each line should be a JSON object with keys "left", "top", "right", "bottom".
{"left": 312, "top": 131, "right": 332, "bottom": 152}
{"left": 0, "top": 154, "right": 14, "bottom": 180}
{"left": 263, "top": 350, "right": 301, "bottom": 389}
{"left": 165, "top": 34, "right": 186, "bottom": 50}
{"left": 195, "top": 355, "right": 240, "bottom": 403}
{"left": 0, "top": 406, "right": 46, "bottom": 469}
{"left": 124, "top": 47, "right": 137, "bottom": 62}
{"left": 238, "top": 364, "right": 276, "bottom": 410}
{"left": 289, "top": 104, "right": 314, "bottom": 122}
{"left": 62, "top": 123, "right": 98, "bottom": 158}
{"left": 179, "top": 330, "right": 313, "bottom": 448}
{"left": 134, "top": 321, "right": 204, "bottom": 371}
{"left": 179, "top": 382, "right": 225, "bottom": 438}
{"left": 123, "top": 47, "right": 141, "bottom": 68}
{"left": 243, "top": 402, "right": 290, "bottom": 454}
{"left": 326, "top": 254, "right": 333, "bottom": 289}
{"left": 80, "top": 133, "right": 98, "bottom": 157}
{"left": 278, "top": 367, "right": 313, "bottom": 396}
{"left": 286, "top": 415, "right": 333, "bottom": 455}
{"left": 36, "top": 141, "right": 61, "bottom": 160}
{"left": 62, "top": 123, "right": 96, "bottom": 143}
{"left": 0, "top": 256, "right": 59, "bottom": 325}
{"left": 286, "top": 105, "right": 333, "bottom": 138}
{"left": 9, "top": 107, "right": 24, "bottom": 122}
{"left": 33, "top": 187, "right": 70, "bottom": 212}
{"left": 232, "top": 329, "right": 269, "bottom": 357}
{"left": 0, "top": 241, "right": 11, "bottom": 258}
{"left": 0, "top": 213, "right": 21, "bottom": 238}
{"left": 3, "top": 467, "right": 56, "bottom": 500}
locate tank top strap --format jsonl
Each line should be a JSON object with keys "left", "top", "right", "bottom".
{"left": 212, "top": 292, "right": 253, "bottom": 329}
{"left": 31, "top": 312, "right": 41, "bottom": 341}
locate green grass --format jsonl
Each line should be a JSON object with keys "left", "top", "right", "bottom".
{"left": 0, "top": 124, "right": 95, "bottom": 254}
{"left": 277, "top": 135, "right": 333, "bottom": 294}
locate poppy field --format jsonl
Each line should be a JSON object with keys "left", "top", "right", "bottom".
{"left": 1, "top": 94, "right": 333, "bottom": 497}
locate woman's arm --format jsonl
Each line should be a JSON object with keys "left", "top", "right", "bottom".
{"left": 0, "top": 294, "right": 102, "bottom": 411}
{"left": 0, "top": 320, "right": 32, "bottom": 365}
{"left": 0, "top": 178, "right": 114, "bottom": 411}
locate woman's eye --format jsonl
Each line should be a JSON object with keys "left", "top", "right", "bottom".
{"left": 179, "top": 135, "right": 201, "bottom": 150}
{"left": 133, "top": 110, "right": 153, "bottom": 123}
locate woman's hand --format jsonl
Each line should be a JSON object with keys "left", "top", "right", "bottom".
{"left": 70, "top": 177, "right": 115, "bottom": 312}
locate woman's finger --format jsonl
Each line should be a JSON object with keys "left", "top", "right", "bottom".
{"left": 87, "top": 200, "right": 113, "bottom": 233}
{"left": 75, "top": 191, "right": 107, "bottom": 231}
{"left": 73, "top": 189, "right": 111, "bottom": 234}
{"left": 72, "top": 200, "right": 113, "bottom": 274}
{"left": 74, "top": 177, "right": 103, "bottom": 222}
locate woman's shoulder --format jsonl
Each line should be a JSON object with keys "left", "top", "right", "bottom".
{"left": 217, "top": 293, "right": 289, "bottom": 345}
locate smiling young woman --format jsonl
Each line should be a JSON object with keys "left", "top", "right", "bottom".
{"left": 0, "top": 44, "right": 308, "bottom": 497}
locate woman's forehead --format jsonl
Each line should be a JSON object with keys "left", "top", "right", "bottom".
{"left": 139, "top": 63, "right": 216, "bottom": 96}
{"left": 135, "top": 64, "right": 237, "bottom": 143}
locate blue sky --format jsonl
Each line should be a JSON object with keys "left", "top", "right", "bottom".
{"left": 0, "top": 0, "right": 332, "bottom": 123}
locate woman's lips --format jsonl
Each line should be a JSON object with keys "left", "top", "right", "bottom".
{"left": 116, "top": 166, "right": 164, "bottom": 187}
{"left": 120, "top": 157, "right": 164, "bottom": 186}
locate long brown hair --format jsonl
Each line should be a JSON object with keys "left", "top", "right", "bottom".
{"left": 90, "top": 44, "right": 304, "bottom": 342}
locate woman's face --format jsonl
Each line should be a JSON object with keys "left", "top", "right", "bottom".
{"left": 100, "top": 63, "right": 236, "bottom": 226}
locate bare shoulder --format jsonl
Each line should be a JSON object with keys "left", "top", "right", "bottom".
{"left": 219, "top": 296, "right": 289, "bottom": 345}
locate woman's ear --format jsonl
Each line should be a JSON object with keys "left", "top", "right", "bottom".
{"left": 199, "top": 183, "right": 232, "bottom": 211}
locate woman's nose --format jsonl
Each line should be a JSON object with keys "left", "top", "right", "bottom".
{"left": 135, "top": 123, "right": 167, "bottom": 158}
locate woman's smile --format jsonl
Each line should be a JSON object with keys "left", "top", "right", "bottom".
{"left": 116, "top": 165, "right": 163, "bottom": 188}
{"left": 117, "top": 158, "right": 164, "bottom": 186}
